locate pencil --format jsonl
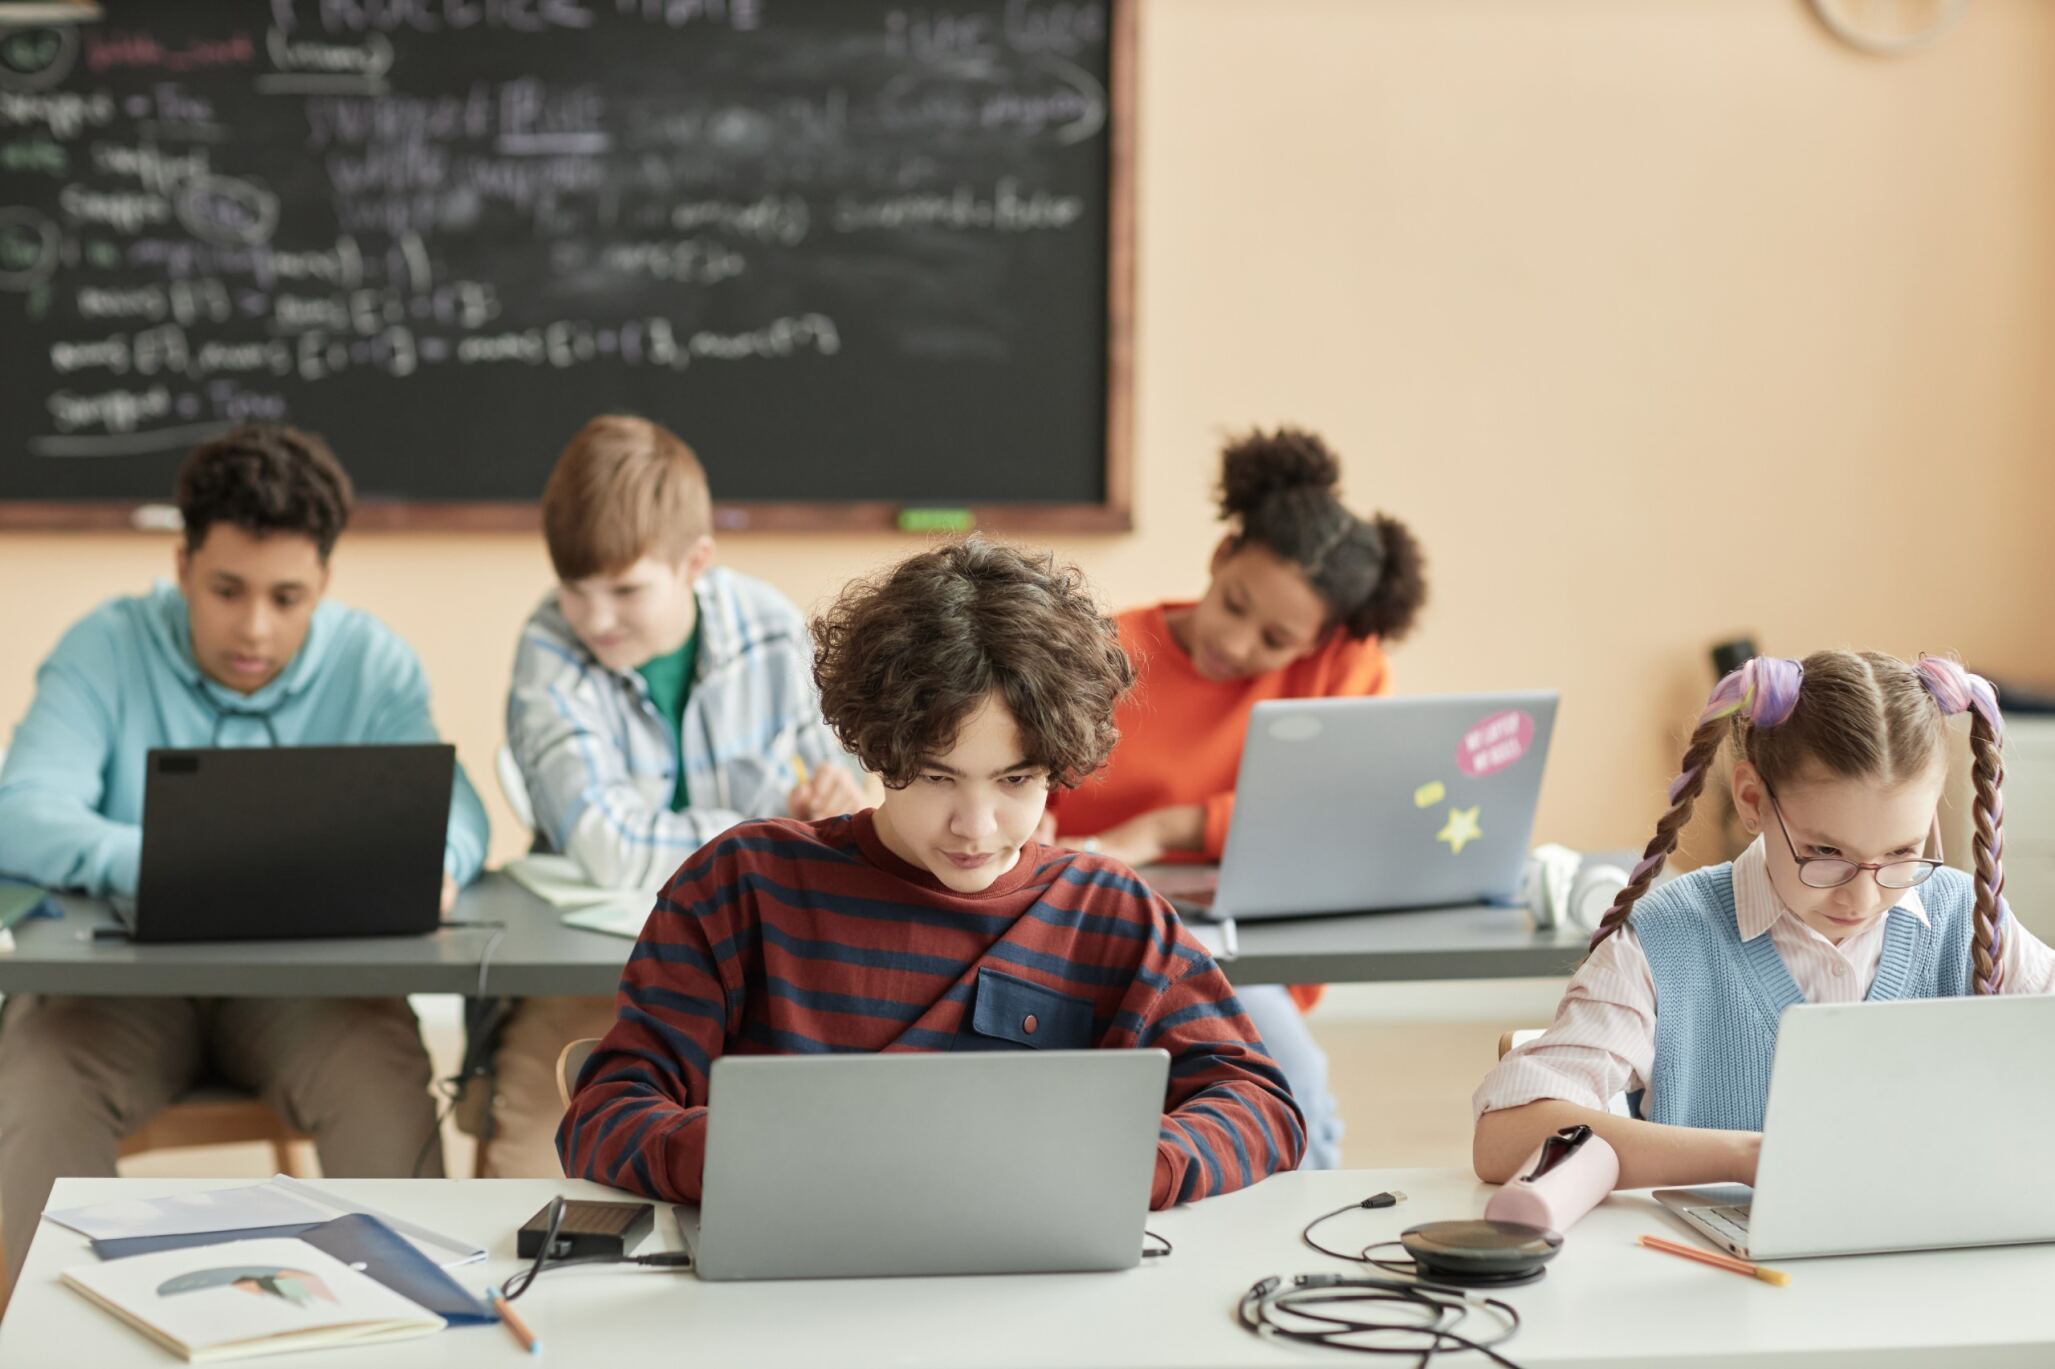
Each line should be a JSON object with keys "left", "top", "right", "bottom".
{"left": 486, "top": 1285, "right": 543, "bottom": 1355}
{"left": 791, "top": 753, "right": 811, "bottom": 787}
{"left": 1638, "top": 1234, "right": 1790, "bottom": 1286}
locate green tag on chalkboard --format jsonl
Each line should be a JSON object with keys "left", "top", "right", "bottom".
{"left": 896, "top": 508, "right": 976, "bottom": 533}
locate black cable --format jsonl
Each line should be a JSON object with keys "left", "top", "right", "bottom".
{"left": 410, "top": 921, "right": 509, "bottom": 1179}
{"left": 1238, "top": 1272, "right": 1526, "bottom": 1368}
{"left": 500, "top": 1197, "right": 691, "bottom": 1301}
{"left": 1142, "top": 1229, "right": 1172, "bottom": 1259}
{"left": 1238, "top": 1190, "right": 1528, "bottom": 1365}
{"left": 1303, "top": 1189, "right": 1407, "bottom": 1262}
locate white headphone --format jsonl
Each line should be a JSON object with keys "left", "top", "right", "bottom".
{"left": 1521, "top": 845, "right": 1630, "bottom": 932}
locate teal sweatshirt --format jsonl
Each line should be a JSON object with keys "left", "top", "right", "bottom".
{"left": 0, "top": 582, "right": 490, "bottom": 897}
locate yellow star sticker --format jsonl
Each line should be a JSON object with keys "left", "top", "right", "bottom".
{"left": 1437, "top": 805, "right": 1482, "bottom": 855}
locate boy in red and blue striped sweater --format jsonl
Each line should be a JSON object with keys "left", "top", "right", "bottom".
{"left": 560, "top": 539, "right": 1305, "bottom": 1206}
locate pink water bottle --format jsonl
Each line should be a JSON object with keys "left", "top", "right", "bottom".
{"left": 1484, "top": 1124, "right": 1619, "bottom": 1233}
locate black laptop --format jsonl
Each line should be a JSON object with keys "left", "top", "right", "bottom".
{"left": 112, "top": 744, "right": 454, "bottom": 943}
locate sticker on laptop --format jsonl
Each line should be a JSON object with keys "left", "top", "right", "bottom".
{"left": 1266, "top": 714, "right": 1323, "bottom": 742}
{"left": 1437, "top": 805, "right": 1483, "bottom": 855}
{"left": 1456, "top": 710, "right": 1535, "bottom": 778}
{"left": 1413, "top": 780, "right": 1446, "bottom": 808}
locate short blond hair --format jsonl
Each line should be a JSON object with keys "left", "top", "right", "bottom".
{"left": 541, "top": 415, "right": 713, "bottom": 580}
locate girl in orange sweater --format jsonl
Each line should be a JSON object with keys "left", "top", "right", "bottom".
{"left": 1051, "top": 428, "right": 1428, "bottom": 1167}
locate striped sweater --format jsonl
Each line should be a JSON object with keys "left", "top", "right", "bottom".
{"left": 558, "top": 811, "right": 1306, "bottom": 1207}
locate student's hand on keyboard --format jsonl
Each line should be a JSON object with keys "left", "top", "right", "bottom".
{"left": 1733, "top": 1131, "right": 1762, "bottom": 1187}
{"left": 789, "top": 765, "right": 865, "bottom": 822}
{"left": 1088, "top": 805, "right": 1206, "bottom": 868}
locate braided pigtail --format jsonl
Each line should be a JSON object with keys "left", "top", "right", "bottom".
{"left": 1914, "top": 657, "right": 2007, "bottom": 995}
{"left": 1587, "top": 658, "right": 1806, "bottom": 953}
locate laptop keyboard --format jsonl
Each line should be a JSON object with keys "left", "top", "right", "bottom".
{"left": 1699, "top": 1205, "right": 1753, "bottom": 1241}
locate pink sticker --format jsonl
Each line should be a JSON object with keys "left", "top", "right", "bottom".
{"left": 1457, "top": 710, "right": 1534, "bottom": 778}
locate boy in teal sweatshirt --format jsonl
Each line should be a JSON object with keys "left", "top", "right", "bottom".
{"left": 0, "top": 423, "right": 488, "bottom": 1277}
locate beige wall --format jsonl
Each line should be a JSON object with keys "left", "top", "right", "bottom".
{"left": 4, "top": 0, "right": 2052, "bottom": 869}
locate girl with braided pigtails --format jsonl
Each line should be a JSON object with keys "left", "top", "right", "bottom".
{"left": 1471, "top": 651, "right": 2054, "bottom": 1191}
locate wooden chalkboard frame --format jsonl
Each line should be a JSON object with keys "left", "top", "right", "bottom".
{"left": 0, "top": 0, "right": 1136, "bottom": 536}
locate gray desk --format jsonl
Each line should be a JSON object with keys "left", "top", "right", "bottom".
{"left": 0, "top": 873, "right": 1588, "bottom": 999}
{"left": 1228, "top": 901, "right": 1586, "bottom": 984}
{"left": 0, "top": 874, "right": 628, "bottom": 999}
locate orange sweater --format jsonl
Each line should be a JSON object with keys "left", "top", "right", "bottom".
{"left": 1058, "top": 602, "right": 1393, "bottom": 1013}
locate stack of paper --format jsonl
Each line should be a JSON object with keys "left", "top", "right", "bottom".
{"left": 506, "top": 853, "right": 653, "bottom": 939}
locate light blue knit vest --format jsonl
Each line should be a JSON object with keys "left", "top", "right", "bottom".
{"left": 1628, "top": 863, "right": 1978, "bottom": 1131}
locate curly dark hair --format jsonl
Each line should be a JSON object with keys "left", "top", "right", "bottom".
{"left": 176, "top": 423, "right": 354, "bottom": 560}
{"left": 813, "top": 537, "right": 1136, "bottom": 789}
{"left": 1218, "top": 426, "right": 1428, "bottom": 642}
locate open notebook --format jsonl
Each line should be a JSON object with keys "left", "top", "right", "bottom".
{"left": 62, "top": 1237, "right": 444, "bottom": 1362}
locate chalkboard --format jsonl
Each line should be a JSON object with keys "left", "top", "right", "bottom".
{"left": 0, "top": 0, "right": 1132, "bottom": 531}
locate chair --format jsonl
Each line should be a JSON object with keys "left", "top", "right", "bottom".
{"left": 556, "top": 1037, "right": 600, "bottom": 1110}
{"left": 118, "top": 1085, "right": 311, "bottom": 1176}
{"left": 496, "top": 743, "right": 536, "bottom": 835}
{"left": 1497, "top": 1029, "right": 1543, "bottom": 1060}
{"left": 5, "top": 728, "right": 312, "bottom": 1179}
{"left": 1497, "top": 1028, "right": 1632, "bottom": 1116}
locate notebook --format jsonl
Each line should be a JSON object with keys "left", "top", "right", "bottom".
{"left": 61, "top": 1237, "right": 445, "bottom": 1362}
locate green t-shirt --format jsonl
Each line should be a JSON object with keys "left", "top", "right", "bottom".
{"left": 635, "top": 624, "right": 701, "bottom": 812}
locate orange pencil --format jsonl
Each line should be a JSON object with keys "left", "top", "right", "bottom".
{"left": 486, "top": 1285, "right": 543, "bottom": 1356}
{"left": 1638, "top": 1234, "right": 1790, "bottom": 1286}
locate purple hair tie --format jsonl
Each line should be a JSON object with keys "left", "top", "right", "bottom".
{"left": 1698, "top": 657, "right": 1803, "bottom": 730}
{"left": 1743, "top": 657, "right": 1804, "bottom": 727}
{"left": 1915, "top": 656, "right": 2005, "bottom": 740}
{"left": 1665, "top": 767, "right": 1702, "bottom": 805}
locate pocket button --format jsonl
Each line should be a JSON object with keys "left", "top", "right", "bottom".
{"left": 1022, "top": 1014, "right": 1039, "bottom": 1035}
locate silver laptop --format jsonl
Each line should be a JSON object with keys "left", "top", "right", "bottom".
{"left": 1657, "top": 996, "right": 2055, "bottom": 1260}
{"left": 1151, "top": 691, "right": 1557, "bottom": 920}
{"left": 679, "top": 1049, "right": 1169, "bottom": 1280}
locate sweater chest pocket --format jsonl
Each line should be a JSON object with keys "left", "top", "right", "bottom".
{"left": 958, "top": 968, "right": 1095, "bottom": 1051}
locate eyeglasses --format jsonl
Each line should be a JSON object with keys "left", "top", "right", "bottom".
{"left": 1762, "top": 784, "right": 1943, "bottom": 890}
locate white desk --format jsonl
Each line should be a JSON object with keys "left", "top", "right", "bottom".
{"left": 6, "top": 1170, "right": 2051, "bottom": 1367}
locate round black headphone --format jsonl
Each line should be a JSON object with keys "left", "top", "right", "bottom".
{"left": 1396, "top": 1220, "right": 1564, "bottom": 1288}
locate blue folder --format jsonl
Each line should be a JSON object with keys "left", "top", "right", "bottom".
{"left": 297, "top": 1213, "right": 496, "bottom": 1327}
